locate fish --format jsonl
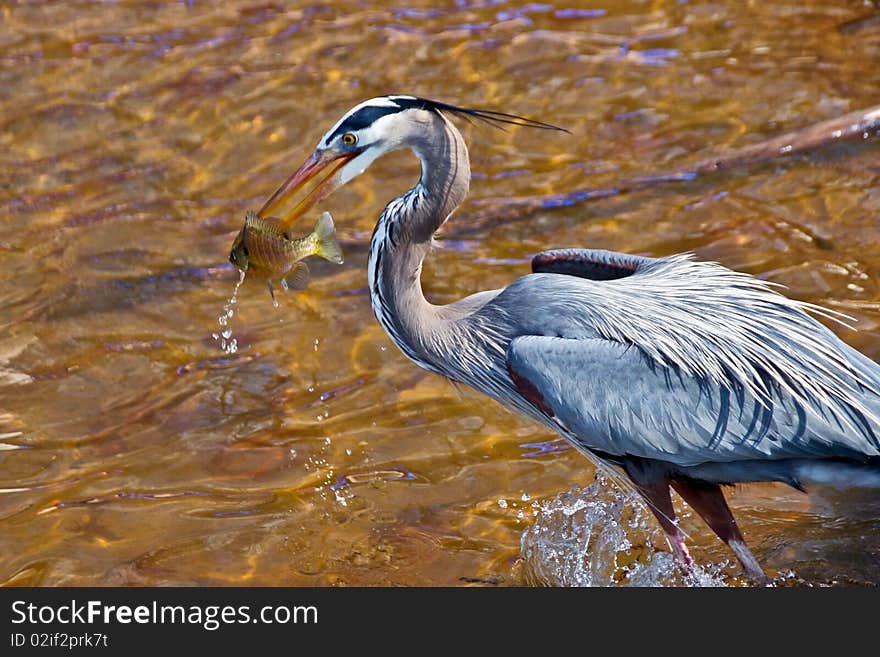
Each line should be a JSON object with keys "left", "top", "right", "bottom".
{"left": 228, "top": 210, "right": 344, "bottom": 304}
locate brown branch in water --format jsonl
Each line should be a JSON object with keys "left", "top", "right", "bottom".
{"left": 839, "top": 5, "right": 880, "bottom": 34}
{"left": 673, "top": 104, "right": 880, "bottom": 177}
{"left": 438, "top": 103, "right": 880, "bottom": 239}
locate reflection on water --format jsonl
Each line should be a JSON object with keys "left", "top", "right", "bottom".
{"left": 1, "top": 0, "right": 879, "bottom": 586}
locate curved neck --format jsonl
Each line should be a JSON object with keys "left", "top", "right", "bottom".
{"left": 367, "top": 112, "right": 471, "bottom": 368}
{"left": 410, "top": 113, "right": 471, "bottom": 242}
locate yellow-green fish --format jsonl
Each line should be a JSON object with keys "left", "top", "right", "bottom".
{"left": 229, "top": 210, "right": 343, "bottom": 304}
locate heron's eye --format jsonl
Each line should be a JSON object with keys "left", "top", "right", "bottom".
{"left": 341, "top": 133, "right": 357, "bottom": 146}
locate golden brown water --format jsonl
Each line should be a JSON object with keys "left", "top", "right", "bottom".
{"left": 1, "top": 0, "right": 879, "bottom": 587}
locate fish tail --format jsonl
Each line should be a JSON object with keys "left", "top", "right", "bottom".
{"left": 313, "top": 212, "right": 344, "bottom": 264}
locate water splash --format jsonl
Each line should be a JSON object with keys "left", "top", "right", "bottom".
{"left": 519, "top": 478, "right": 726, "bottom": 587}
{"left": 212, "top": 269, "right": 245, "bottom": 354}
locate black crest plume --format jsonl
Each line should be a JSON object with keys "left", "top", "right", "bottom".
{"left": 392, "top": 96, "right": 570, "bottom": 133}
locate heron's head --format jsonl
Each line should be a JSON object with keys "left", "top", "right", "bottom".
{"left": 257, "top": 95, "right": 567, "bottom": 226}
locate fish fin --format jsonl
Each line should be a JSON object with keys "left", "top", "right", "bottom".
{"left": 281, "top": 261, "right": 310, "bottom": 291}
{"left": 267, "top": 280, "right": 279, "bottom": 308}
{"left": 246, "top": 211, "right": 282, "bottom": 233}
{"left": 313, "top": 212, "right": 344, "bottom": 264}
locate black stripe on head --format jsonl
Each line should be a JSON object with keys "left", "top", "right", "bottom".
{"left": 326, "top": 101, "right": 410, "bottom": 142}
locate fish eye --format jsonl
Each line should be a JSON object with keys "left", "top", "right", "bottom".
{"left": 341, "top": 133, "right": 357, "bottom": 146}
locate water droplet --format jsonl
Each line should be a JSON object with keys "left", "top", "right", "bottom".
{"left": 498, "top": 499, "right": 508, "bottom": 509}
{"left": 213, "top": 269, "right": 246, "bottom": 354}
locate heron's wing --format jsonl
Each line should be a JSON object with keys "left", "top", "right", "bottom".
{"left": 497, "top": 251, "right": 880, "bottom": 447}
{"left": 506, "top": 335, "right": 880, "bottom": 467}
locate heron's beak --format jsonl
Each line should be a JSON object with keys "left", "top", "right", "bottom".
{"left": 257, "top": 149, "right": 362, "bottom": 228}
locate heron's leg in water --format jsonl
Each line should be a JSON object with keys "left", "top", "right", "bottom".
{"left": 671, "top": 479, "right": 767, "bottom": 582}
{"left": 623, "top": 462, "right": 695, "bottom": 574}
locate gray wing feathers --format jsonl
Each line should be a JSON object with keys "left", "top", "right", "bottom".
{"left": 500, "top": 251, "right": 880, "bottom": 438}
{"left": 507, "top": 335, "right": 880, "bottom": 467}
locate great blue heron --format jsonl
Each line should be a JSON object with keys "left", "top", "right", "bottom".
{"left": 260, "top": 95, "right": 880, "bottom": 582}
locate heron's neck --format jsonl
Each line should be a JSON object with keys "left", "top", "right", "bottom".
{"left": 367, "top": 116, "right": 471, "bottom": 368}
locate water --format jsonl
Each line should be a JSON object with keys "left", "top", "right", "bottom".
{"left": 213, "top": 269, "right": 246, "bottom": 354}
{"left": 1, "top": 0, "right": 879, "bottom": 587}
{"left": 520, "top": 478, "right": 727, "bottom": 587}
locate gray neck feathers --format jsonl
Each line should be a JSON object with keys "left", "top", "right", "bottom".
{"left": 367, "top": 112, "right": 472, "bottom": 370}
{"left": 409, "top": 113, "right": 471, "bottom": 242}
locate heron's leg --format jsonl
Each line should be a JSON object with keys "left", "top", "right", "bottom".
{"left": 623, "top": 463, "right": 695, "bottom": 574}
{"left": 671, "top": 479, "right": 767, "bottom": 582}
